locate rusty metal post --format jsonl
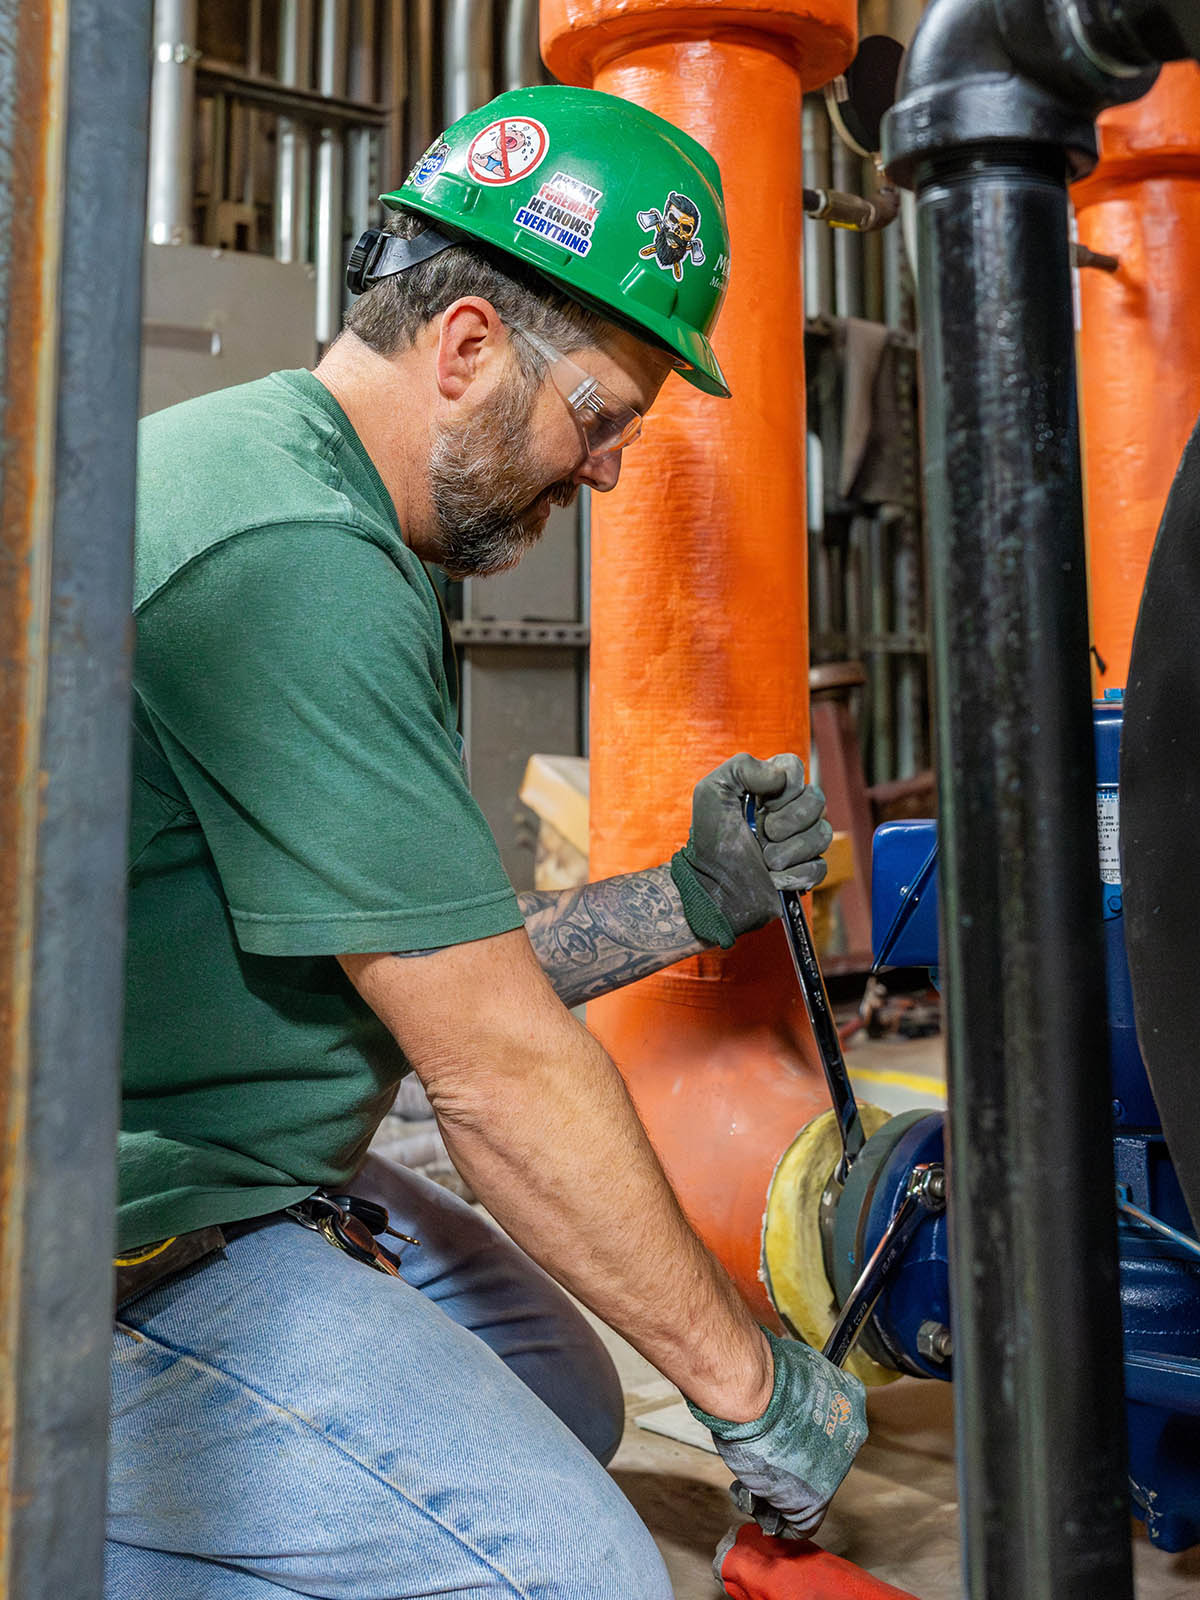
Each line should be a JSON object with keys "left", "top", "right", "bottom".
{"left": 0, "top": 1, "right": 151, "bottom": 1594}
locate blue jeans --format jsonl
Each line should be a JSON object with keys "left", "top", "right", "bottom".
{"left": 107, "top": 1153, "right": 674, "bottom": 1599}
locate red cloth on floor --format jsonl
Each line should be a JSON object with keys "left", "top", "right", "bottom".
{"left": 720, "top": 1523, "right": 921, "bottom": 1600}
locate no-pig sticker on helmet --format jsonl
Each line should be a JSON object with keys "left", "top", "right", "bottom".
{"left": 466, "top": 118, "right": 549, "bottom": 187}
{"left": 637, "top": 191, "right": 705, "bottom": 282}
{"left": 515, "top": 171, "right": 602, "bottom": 258}
{"left": 409, "top": 140, "right": 449, "bottom": 187}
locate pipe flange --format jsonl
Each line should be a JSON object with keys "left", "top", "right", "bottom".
{"left": 761, "top": 1105, "right": 898, "bottom": 1387}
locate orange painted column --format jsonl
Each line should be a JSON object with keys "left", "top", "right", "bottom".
{"left": 542, "top": 2, "right": 856, "bottom": 1319}
{"left": 1073, "top": 63, "right": 1200, "bottom": 694}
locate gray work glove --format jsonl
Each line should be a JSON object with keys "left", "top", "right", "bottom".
{"left": 669, "top": 753, "right": 832, "bottom": 949}
{"left": 688, "top": 1327, "right": 868, "bottom": 1541}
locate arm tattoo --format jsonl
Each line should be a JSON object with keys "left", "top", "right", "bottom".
{"left": 517, "top": 862, "right": 705, "bottom": 1008}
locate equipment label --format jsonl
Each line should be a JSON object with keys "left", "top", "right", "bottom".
{"left": 1097, "top": 785, "right": 1120, "bottom": 885}
{"left": 515, "top": 171, "right": 602, "bottom": 257}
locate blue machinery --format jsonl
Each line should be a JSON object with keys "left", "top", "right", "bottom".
{"left": 858, "top": 695, "right": 1200, "bottom": 1551}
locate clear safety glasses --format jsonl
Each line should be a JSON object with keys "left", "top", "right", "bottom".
{"left": 508, "top": 323, "right": 643, "bottom": 458}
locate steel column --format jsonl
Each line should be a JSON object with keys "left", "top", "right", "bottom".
{"left": 0, "top": 1, "right": 149, "bottom": 1595}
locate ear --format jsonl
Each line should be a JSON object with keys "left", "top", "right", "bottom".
{"left": 434, "top": 297, "right": 506, "bottom": 402}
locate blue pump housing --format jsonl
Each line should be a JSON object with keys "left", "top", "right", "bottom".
{"left": 864, "top": 694, "right": 1200, "bottom": 1551}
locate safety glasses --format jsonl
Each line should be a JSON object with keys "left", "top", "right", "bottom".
{"left": 508, "top": 322, "right": 643, "bottom": 458}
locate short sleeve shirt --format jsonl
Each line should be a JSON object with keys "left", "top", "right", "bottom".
{"left": 120, "top": 370, "right": 523, "bottom": 1252}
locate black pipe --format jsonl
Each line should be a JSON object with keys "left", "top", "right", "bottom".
{"left": 880, "top": 0, "right": 1195, "bottom": 1595}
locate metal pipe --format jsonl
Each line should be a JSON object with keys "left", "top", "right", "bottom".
{"left": 315, "top": 0, "right": 349, "bottom": 345}
{"left": 883, "top": 0, "right": 1175, "bottom": 1590}
{"left": 349, "top": 0, "right": 376, "bottom": 100}
{"left": 405, "top": 0, "right": 436, "bottom": 170}
{"left": 867, "top": 515, "right": 892, "bottom": 783}
{"left": 502, "top": 0, "right": 541, "bottom": 91}
{"left": 802, "top": 96, "right": 834, "bottom": 320}
{"left": 892, "top": 511, "right": 923, "bottom": 776}
{"left": 831, "top": 135, "right": 864, "bottom": 316}
{"left": 802, "top": 182, "right": 900, "bottom": 231}
{"left": 911, "top": 151, "right": 1129, "bottom": 1600}
{"left": 0, "top": 0, "right": 149, "bottom": 1593}
{"left": 541, "top": 0, "right": 858, "bottom": 1320}
{"left": 444, "top": 0, "right": 494, "bottom": 126}
{"left": 147, "top": 0, "right": 198, "bottom": 243}
{"left": 382, "top": 0, "right": 407, "bottom": 183}
{"left": 346, "top": 4, "right": 377, "bottom": 232}
{"left": 1072, "top": 66, "right": 1200, "bottom": 693}
{"left": 275, "top": 0, "right": 314, "bottom": 263}
{"left": 241, "top": 0, "right": 263, "bottom": 210}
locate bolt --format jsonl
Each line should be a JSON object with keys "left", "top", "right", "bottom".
{"left": 917, "top": 1319, "right": 953, "bottom": 1364}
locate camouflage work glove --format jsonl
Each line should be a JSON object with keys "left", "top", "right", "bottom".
{"left": 687, "top": 1327, "right": 868, "bottom": 1541}
{"left": 669, "top": 753, "right": 832, "bottom": 948}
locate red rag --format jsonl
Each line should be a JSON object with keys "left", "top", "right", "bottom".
{"left": 719, "top": 1523, "right": 922, "bottom": 1600}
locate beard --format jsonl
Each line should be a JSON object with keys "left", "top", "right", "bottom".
{"left": 428, "top": 365, "right": 578, "bottom": 579}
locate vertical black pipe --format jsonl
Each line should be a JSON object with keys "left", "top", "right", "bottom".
{"left": 913, "top": 144, "right": 1132, "bottom": 1599}
{"left": 7, "top": 4, "right": 151, "bottom": 1596}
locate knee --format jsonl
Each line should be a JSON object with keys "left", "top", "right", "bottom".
{"left": 520, "top": 1485, "right": 674, "bottom": 1600}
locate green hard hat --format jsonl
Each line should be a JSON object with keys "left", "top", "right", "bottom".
{"left": 379, "top": 85, "right": 731, "bottom": 398}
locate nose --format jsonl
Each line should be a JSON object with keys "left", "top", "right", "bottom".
{"left": 575, "top": 447, "right": 622, "bottom": 493}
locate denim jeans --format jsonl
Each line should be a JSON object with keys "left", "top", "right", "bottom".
{"left": 107, "top": 1153, "right": 674, "bottom": 1599}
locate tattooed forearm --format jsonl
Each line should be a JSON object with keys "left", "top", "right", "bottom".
{"left": 517, "top": 863, "right": 705, "bottom": 1007}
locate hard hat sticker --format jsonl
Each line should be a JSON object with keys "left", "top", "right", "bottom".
{"left": 466, "top": 118, "right": 549, "bottom": 187}
{"left": 637, "top": 191, "right": 706, "bottom": 282}
{"left": 408, "top": 140, "right": 449, "bottom": 187}
{"left": 515, "top": 171, "right": 602, "bottom": 258}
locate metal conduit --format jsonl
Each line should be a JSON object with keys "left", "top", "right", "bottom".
{"left": 147, "top": 0, "right": 198, "bottom": 243}
{"left": 315, "top": 0, "right": 350, "bottom": 344}
{"left": 275, "top": 0, "right": 314, "bottom": 263}
{"left": 803, "top": 96, "right": 835, "bottom": 320}
{"left": 347, "top": 1, "right": 379, "bottom": 235}
{"left": 502, "top": 0, "right": 541, "bottom": 92}
{"left": 444, "top": 0, "right": 493, "bottom": 125}
{"left": 405, "top": 0, "right": 436, "bottom": 169}
{"left": 0, "top": 0, "right": 150, "bottom": 1594}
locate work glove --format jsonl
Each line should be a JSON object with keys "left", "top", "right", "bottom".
{"left": 688, "top": 1327, "right": 868, "bottom": 1541}
{"left": 670, "top": 753, "right": 832, "bottom": 949}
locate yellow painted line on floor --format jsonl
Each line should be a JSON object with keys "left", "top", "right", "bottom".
{"left": 849, "top": 1064, "right": 947, "bottom": 1101}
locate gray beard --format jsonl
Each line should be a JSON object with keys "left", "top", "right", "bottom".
{"left": 429, "top": 369, "right": 577, "bottom": 579}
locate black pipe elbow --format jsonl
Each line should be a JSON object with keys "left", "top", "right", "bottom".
{"left": 1075, "top": 0, "right": 1199, "bottom": 66}
{"left": 883, "top": 0, "right": 1158, "bottom": 190}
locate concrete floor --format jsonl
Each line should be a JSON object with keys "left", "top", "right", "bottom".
{"left": 585, "top": 1027, "right": 1200, "bottom": 1600}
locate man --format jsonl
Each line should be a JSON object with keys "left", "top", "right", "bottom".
{"left": 110, "top": 86, "right": 866, "bottom": 1598}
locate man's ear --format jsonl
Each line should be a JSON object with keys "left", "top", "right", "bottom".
{"left": 434, "top": 297, "right": 505, "bottom": 401}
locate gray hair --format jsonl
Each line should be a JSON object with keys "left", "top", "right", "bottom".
{"left": 343, "top": 209, "right": 613, "bottom": 381}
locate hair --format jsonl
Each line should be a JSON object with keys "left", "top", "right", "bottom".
{"left": 343, "top": 209, "right": 614, "bottom": 382}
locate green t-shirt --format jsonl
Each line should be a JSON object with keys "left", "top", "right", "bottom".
{"left": 120, "top": 369, "right": 523, "bottom": 1252}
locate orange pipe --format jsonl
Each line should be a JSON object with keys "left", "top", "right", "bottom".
{"left": 541, "top": 2, "right": 856, "bottom": 1319}
{"left": 1073, "top": 63, "right": 1200, "bottom": 694}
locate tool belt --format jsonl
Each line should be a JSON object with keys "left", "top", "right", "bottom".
{"left": 114, "top": 1191, "right": 419, "bottom": 1309}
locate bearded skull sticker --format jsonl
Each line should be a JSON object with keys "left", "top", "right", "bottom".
{"left": 637, "top": 191, "right": 705, "bottom": 282}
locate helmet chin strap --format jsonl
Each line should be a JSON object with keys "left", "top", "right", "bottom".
{"left": 346, "top": 225, "right": 456, "bottom": 294}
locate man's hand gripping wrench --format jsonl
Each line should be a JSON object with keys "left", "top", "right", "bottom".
{"left": 738, "top": 801, "right": 947, "bottom": 1536}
